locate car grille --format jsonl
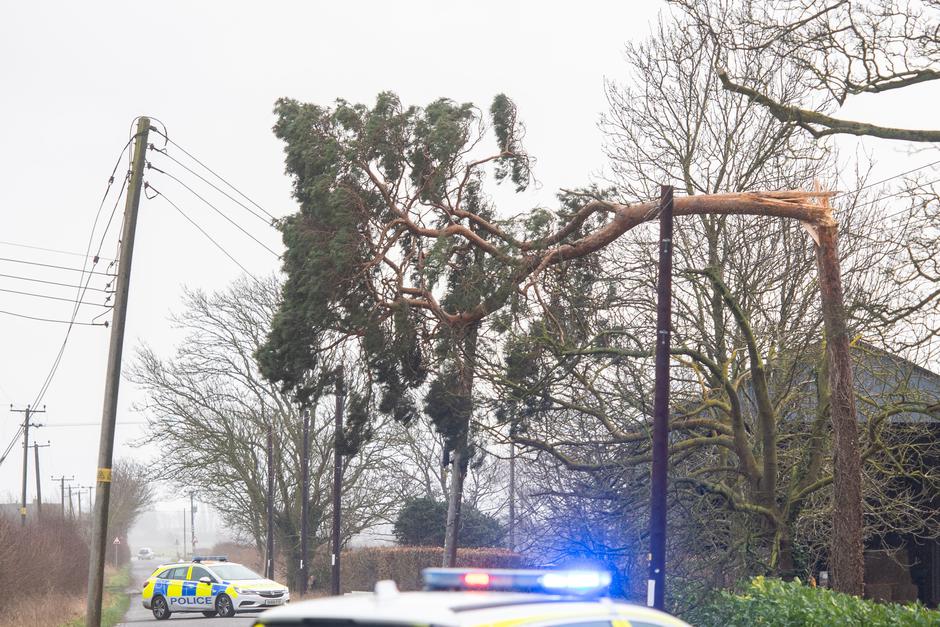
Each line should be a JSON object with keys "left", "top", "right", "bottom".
{"left": 258, "top": 590, "right": 284, "bottom": 598}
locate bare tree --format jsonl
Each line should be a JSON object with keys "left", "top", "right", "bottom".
{"left": 672, "top": 0, "right": 940, "bottom": 142}
{"left": 130, "top": 276, "right": 408, "bottom": 583}
{"left": 485, "top": 16, "right": 940, "bottom": 600}
{"left": 108, "top": 459, "right": 156, "bottom": 541}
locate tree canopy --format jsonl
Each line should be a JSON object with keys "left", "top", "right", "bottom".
{"left": 393, "top": 497, "right": 505, "bottom": 548}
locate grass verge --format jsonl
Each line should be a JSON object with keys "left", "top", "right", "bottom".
{"left": 59, "top": 565, "right": 132, "bottom": 627}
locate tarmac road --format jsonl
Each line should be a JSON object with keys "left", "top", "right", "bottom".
{"left": 118, "top": 559, "right": 262, "bottom": 626}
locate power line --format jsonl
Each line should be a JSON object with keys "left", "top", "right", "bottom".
{"left": 834, "top": 157, "right": 940, "bottom": 200}
{"left": 0, "top": 426, "right": 23, "bottom": 466}
{"left": 0, "top": 309, "right": 107, "bottom": 326}
{"left": 149, "top": 148, "right": 273, "bottom": 225}
{"left": 146, "top": 163, "right": 281, "bottom": 257}
{"left": 849, "top": 177, "right": 940, "bottom": 212}
{"left": 0, "top": 240, "right": 115, "bottom": 262}
{"left": 146, "top": 183, "right": 258, "bottom": 278}
{"left": 0, "top": 286, "right": 113, "bottom": 306}
{"left": 29, "top": 157, "right": 132, "bottom": 408}
{"left": 0, "top": 271, "right": 112, "bottom": 293}
{"left": 149, "top": 127, "right": 277, "bottom": 221}
{"left": 42, "top": 421, "right": 147, "bottom": 427}
{"left": 0, "top": 256, "right": 116, "bottom": 276}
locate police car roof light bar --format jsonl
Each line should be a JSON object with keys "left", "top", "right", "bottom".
{"left": 192, "top": 555, "right": 228, "bottom": 563}
{"left": 422, "top": 568, "right": 612, "bottom": 597}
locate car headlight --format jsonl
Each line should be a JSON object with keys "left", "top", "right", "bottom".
{"left": 233, "top": 587, "right": 245, "bottom": 594}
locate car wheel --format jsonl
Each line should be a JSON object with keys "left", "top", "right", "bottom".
{"left": 215, "top": 593, "right": 236, "bottom": 618}
{"left": 152, "top": 596, "right": 172, "bottom": 620}
{"left": 202, "top": 610, "right": 218, "bottom": 617}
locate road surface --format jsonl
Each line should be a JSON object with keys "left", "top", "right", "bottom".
{"left": 119, "top": 559, "right": 262, "bottom": 626}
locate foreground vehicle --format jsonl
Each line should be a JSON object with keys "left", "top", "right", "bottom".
{"left": 141, "top": 555, "right": 290, "bottom": 620}
{"left": 255, "top": 568, "right": 689, "bottom": 627}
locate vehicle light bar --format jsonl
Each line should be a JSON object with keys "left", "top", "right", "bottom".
{"left": 192, "top": 555, "right": 228, "bottom": 562}
{"left": 422, "top": 568, "right": 611, "bottom": 596}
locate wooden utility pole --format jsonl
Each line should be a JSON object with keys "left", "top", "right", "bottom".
{"left": 68, "top": 485, "right": 74, "bottom": 519}
{"left": 811, "top": 189, "right": 864, "bottom": 595}
{"left": 11, "top": 405, "right": 44, "bottom": 526}
{"left": 648, "top": 185, "right": 673, "bottom": 610}
{"left": 298, "top": 406, "right": 310, "bottom": 594}
{"left": 52, "top": 475, "right": 73, "bottom": 518}
{"left": 266, "top": 424, "right": 275, "bottom": 580}
{"left": 330, "top": 366, "right": 345, "bottom": 596}
{"left": 86, "top": 116, "right": 150, "bottom": 627}
{"left": 32, "top": 441, "right": 49, "bottom": 518}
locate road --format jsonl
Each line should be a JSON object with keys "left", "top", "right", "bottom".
{"left": 119, "top": 559, "right": 261, "bottom": 626}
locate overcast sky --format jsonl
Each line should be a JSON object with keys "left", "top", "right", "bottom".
{"left": 1, "top": 1, "right": 937, "bottom": 528}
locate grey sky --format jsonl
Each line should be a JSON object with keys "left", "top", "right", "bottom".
{"left": 0, "top": 0, "right": 937, "bottom": 521}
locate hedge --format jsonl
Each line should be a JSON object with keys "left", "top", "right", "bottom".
{"left": 313, "top": 546, "right": 524, "bottom": 593}
{"left": 682, "top": 576, "right": 940, "bottom": 627}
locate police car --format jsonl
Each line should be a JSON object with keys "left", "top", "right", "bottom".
{"left": 141, "top": 555, "right": 290, "bottom": 619}
{"left": 253, "top": 568, "right": 690, "bottom": 627}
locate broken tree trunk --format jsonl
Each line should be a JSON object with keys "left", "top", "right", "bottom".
{"left": 814, "top": 217, "right": 865, "bottom": 595}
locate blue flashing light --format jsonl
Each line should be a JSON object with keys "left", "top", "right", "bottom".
{"left": 191, "top": 555, "right": 228, "bottom": 562}
{"left": 540, "top": 570, "right": 611, "bottom": 591}
{"left": 422, "top": 568, "right": 611, "bottom": 596}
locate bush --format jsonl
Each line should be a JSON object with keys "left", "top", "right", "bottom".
{"left": 393, "top": 498, "right": 505, "bottom": 548}
{"left": 0, "top": 514, "right": 88, "bottom": 617}
{"left": 682, "top": 577, "right": 940, "bottom": 627}
{"left": 327, "top": 546, "right": 524, "bottom": 592}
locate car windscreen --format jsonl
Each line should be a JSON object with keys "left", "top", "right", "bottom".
{"left": 210, "top": 564, "right": 264, "bottom": 580}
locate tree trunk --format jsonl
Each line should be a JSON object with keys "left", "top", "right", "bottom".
{"left": 442, "top": 324, "right": 479, "bottom": 567}
{"left": 814, "top": 222, "right": 864, "bottom": 595}
{"left": 776, "top": 524, "right": 797, "bottom": 579}
{"left": 443, "top": 430, "right": 468, "bottom": 567}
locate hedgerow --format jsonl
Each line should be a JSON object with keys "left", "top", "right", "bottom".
{"left": 682, "top": 576, "right": 939, "bottom": 627}
{"left": 313, "top": 546, "right": 524, "bottom": 593}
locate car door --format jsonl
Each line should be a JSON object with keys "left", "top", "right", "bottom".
{"left": 188, "top": 565, "right": 217, "bottom": 610}
{"left": 164, "top": 566, "right": 190, "bottom": 612}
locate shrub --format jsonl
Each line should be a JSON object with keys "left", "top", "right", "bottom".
{"left": 393, "top": 498, "right": 505, "bottom": 548}
{"left": 326, "top": 546, "right": 524, "bottom": 592}
{"left": 0, "top": 514, "right": 88, "bottom": 618}
{"left": 682, "top": 576, "right": 940, "bottom": 627}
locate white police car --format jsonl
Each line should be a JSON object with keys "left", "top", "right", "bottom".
{"left": 142, "top": 556, "right": 289, "bottom": 619}
{"left": 253, "top": 568, "right": 690, "bottom": 627}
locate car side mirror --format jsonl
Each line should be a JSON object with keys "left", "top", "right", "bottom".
{"left": 199, "top": 576, "right": 212, "bottom": 585}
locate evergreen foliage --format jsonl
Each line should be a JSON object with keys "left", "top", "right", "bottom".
{"left": 393, "top": 497, "right": 506, "bottom": 548}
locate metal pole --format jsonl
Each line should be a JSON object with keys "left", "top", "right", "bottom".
{"left": 299, "top": 406, "right": 310, "bottom": 594}
{"left": 190, "top": 493, "right": 196, "bottom": 555}
{"left": 182, "top": 509, "right": 187, "bottom": 560}
{"left": 86, "top": 116, "right": 150, "bottom": 627}
{"left": 266, "top": 423, "right": 275, "bottom": 580}
{"left": 647, "top": 185, "right": 673, "bottom": 611}
{"left": 508, "top": 440, "right": 516, "bottom": 553}
{"left": 331, "top": 366, "right": 345, "bottom": 596}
